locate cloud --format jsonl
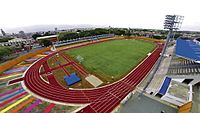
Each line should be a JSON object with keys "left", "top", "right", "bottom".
{"left": 0, "top": 0, "right": 199, "bottom": 31}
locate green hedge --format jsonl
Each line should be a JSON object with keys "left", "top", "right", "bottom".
{"left": 0, "top": 38, "right": 13, "bottom": 43}
{"left": 0, "top": 46, "right": 15, "bottom": 59}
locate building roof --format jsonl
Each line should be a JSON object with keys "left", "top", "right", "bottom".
{"left": 8, "top": 38, "right": 27, "bottom": 42}
{"left": 36, "top": 35, "right": 57, "bottom": 40}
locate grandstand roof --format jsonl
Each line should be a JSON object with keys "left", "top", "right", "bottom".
{"left": 176, "top": 38, "right": 200, "bottom": 63}
{"left": 36, "top": 35, "right": 57, "bottom": 40}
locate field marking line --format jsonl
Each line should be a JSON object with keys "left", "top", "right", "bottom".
{"left": 0, "top": 73, "right": 23, "bottom": 80}
{"left": 43, "top": 103, "right": 55, "bottom": 113}
{"left": 0, "top": 92, "right": 28, "bottom": 107}
{"left": 23, "top": 99, "right": 42, "bottom": 113}
{"left": 0, "top": 94, "right": 31, "bottom": 113}
{"left": 0, "top": 89, "right": 25, "bottom": 102}
{"left": 9, "top": 97, "right": 35, "bottom": 113}
{"left": 0, "top": 87, "right": 22, "bottom": 97}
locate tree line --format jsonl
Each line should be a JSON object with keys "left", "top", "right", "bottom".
{"left": 0, "top": 38, "right": 14, "bottom": 43}
{"left": 0, "top": 46, "right": 15, "bottom": 60}
{"left": 152, "top": 33, "right": 182, "bottom": 39}
{"left": 34, "top": 28, "right": 128, "bottom": 47}
{"left": 32, "top": 28, "right": 185, "bottom": 47}
{"left": 58, "top": 28, "right": 126, "bottom": 41}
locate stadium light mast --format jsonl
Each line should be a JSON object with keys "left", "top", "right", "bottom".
{"left": 162, "top": 15, "right": 184, "bottom": 56}
{"left": 141, "top": 15, "right": 184, "bottom": 95}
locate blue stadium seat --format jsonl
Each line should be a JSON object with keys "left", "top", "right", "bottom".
{"left": 158, "top": 77, "right": 171, "bottom": 96}
{"left": 176, "top": 38, "right": 200, "bottom": 62}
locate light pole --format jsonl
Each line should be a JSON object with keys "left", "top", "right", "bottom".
{"left": 141, "top": 15, "right": 184, "bottom": 94}
{"left": 161, "top": 15, "right": 184, "bottom": 57}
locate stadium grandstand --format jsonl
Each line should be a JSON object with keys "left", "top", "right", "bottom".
{"left": 176, "top": 37, "right": 200, "bottom": 63}
{"left": 143, "top": 36, "right": 200, "bottom": 112}
{"left": 167, "top": 37, "right": 200, "bottom": 85}
{"left": 36, "top": 35, "right": 58, "bottom": 41}
{"left": 37, "top": 34, "right": 114, "bottom": 47}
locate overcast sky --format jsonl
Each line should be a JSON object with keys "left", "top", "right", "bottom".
{"left": 0, "top": 0, "right": 200, "bottom": 31}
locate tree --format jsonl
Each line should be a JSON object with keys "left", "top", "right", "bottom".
{"left": 111, "top": 28, "right": 126, "bottom": 35}
{"left": 32, "top": 33, "right": 42, "bottom": 40}
{"left": 152, "top": 35, "right": 166, "bottom": 39}
{"left": 173, "top": 33, "right": 182, "bottom": 39}
{"left": 153, "top": 35, "right": 166, "bottom": 39}
{"left": 58, "top": 28, "right": 114, "bottom": 40}
{"left": 0, "top": 46, "right": 15, "bottom": 60}
{"left": 126, "top": 28, "right": 132, "bottom": 36}
{"left": 39, "top": 39, "right": 52, "bottom": 47}
{"left": 0, "top": 38, "right": 13, "bottom": 43}
{"left": 43, "top": 31, "right": 54, "bottom": 36}
{"left": 58, "top": 32, "right": 79, "bottom": 40}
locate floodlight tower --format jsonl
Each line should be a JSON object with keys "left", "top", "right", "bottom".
{"left": 141, "top": 15, "right": 184, "bottom": 94}
{"left": 162, "top": 15, "right": 184, "bottom": 57}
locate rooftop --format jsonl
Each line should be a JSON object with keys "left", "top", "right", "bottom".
{"left": 36, "top": 35, "right": 57, "bottom": 40}
{"left": 119, "top": 91, "right": 178, "bottom": 113}
{"left": 167, "top": 80, "right": 190, "bottom": 101}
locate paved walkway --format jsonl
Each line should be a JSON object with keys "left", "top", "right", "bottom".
{"left": 118, "top": 91, "right": 178, "bottom": 113}
{"left": 1, "top": 47, "right": 44, "bottom": 64}
{"left": 139, "top": 45, "right": 175, "bottom": 95}
{"left": 191, "top": 85, "right": 200, "bottom": 113}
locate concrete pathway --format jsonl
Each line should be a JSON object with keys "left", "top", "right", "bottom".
{"left": 118, "top": 91, "right": 178, "bottom": 113}
{"left": 140, "top": 45, "right": 175, "bottom": 95}
{"left": 191, "top": 85, "right": 200, "bottom": 113}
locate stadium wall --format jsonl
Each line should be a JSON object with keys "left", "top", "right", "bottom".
{"left": 0, "top": 47, "right": 50, "bottom": 73}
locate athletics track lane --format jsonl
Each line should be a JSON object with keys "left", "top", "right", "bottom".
{"left": 22, "top": 40, "right": 162, "bottom": 113}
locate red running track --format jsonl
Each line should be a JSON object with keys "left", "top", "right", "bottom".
{"left": 52, "top": 56, "right": 70, "bottom": 75}
{"left": 8, "top": 77, "right": 24, "bottom": 85}
{"left": 61, "top": 54, "right": 89, "bottom": 76}
{"left": 22, "top": 40, "right": 163, "bottom": 113}
{"left": 43, "top": 61, "right": 62, "bottom": 87}
{"left": 43, "top": 103, "right": 55, "bottom": 113}
{"left": 40, "top": 62, "right": 72, "bottom": 75}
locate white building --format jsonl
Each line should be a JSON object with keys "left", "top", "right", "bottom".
{"left": 0, "top": 38, "right": 34, "bottom": 46}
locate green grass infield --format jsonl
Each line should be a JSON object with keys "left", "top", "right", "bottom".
{"left": 66, "top": 39, "right": 156, "bottom": 82}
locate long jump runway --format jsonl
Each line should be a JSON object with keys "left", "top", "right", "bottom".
{"left": 21, "top": 40, "right": 163, "bottom": 113}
